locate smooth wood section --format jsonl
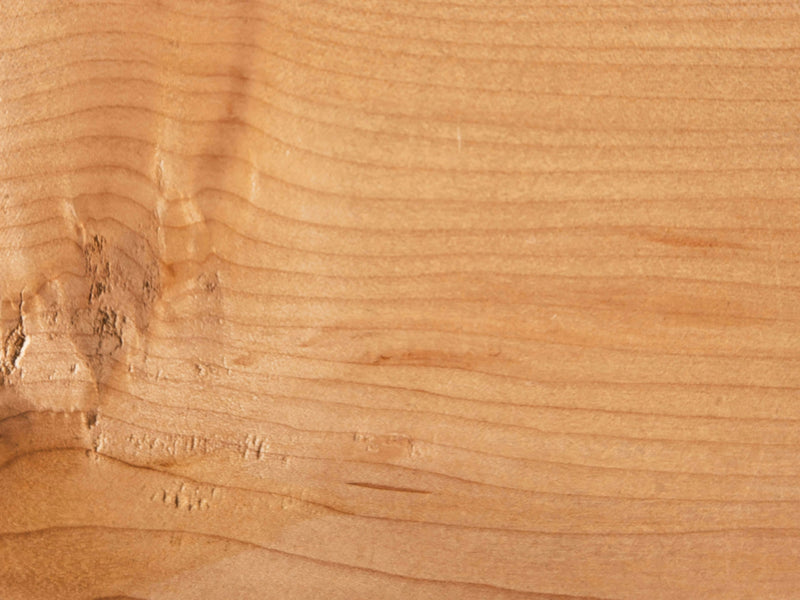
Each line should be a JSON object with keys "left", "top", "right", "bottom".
{"left": 2, "top": 1, "right": 800, "bottom": 598}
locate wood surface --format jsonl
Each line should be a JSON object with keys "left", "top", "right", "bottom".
{"left": 2, "top": 1, "right": 800, "bottom": 598}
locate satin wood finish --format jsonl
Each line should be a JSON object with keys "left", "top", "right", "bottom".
{"left": 1, "top": 1, "right": 800, "bottom": 598}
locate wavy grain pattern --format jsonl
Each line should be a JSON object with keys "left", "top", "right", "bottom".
{"left": 1, "top": 0, "right": 799, "bottom": 598}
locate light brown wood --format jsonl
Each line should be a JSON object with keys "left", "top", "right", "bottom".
{"left": 2, "top": 1, "right": 800, "bottom": 598}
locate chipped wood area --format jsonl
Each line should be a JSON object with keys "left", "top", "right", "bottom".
{"left": 1, "top": 1, "right": 800, "bottom": 599}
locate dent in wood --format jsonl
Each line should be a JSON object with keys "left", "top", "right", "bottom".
{"left": 353, "top": 432, "right": 421, "bottom": 459}
{"left": 66, "top": 230, "right": 162, "bottom": 392}
{"left": 0, "top": 295, "right": 27, "bottom": 386}
{"left": 153, "top": 482, "right": 214, "bottom": 512}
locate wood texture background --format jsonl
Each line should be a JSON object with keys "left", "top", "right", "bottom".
{"left": 1, "top": 1, "right": 800, "bottom": 598}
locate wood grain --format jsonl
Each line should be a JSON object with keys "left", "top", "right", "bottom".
{"left": 1, "top": 1, "right": 799, "bottom": 598}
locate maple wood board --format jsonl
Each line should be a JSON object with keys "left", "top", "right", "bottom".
{"left": 1, "top": 1, "right": 800, "bottom": 599}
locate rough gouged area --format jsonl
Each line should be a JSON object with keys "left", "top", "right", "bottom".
{"left": 1, "top": 1, "right": 800, "bottom": 599}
